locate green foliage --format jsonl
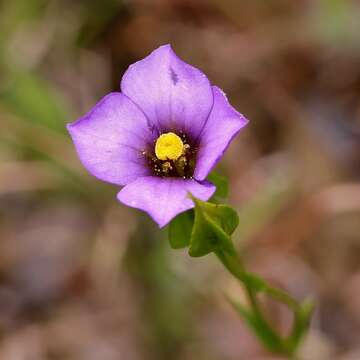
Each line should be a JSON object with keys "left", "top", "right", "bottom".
{"left": 168, "top": 210, "right": 194, "bottom": 249}
{"left": 168, "top": 171, "right": 231, "bottom": 252}
{"left": 207, "top": 171, "right": 229, "bottom": 202}
{"left": 189, "top": 197, "right": 238, "bottom": 257}
{"left": 168, "top": 195, "right": 238, "bottom": 256}
{"left": 168, "top": 193, "right": 314, "bottom": 357}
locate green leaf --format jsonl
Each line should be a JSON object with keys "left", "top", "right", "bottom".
{"left": 168, "top": 210, "right": 194, "bottom": 249}
{"left": 188, "top": 197, "right": 238, "bottom": 257}
{"left": 198, "top": 199, "right": 239, "bottom": 236}
{"left": 207, "top": 171, "right": 229, "bottom": 201}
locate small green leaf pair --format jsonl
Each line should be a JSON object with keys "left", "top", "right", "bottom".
{"left": 168, "top": 171, "right": 236, "bottom": 257}
{"left": 168, "top": 194, "right": 238, "bottom": 257}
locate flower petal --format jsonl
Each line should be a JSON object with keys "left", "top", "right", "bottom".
{"left": 194, "top": 87, "right": 249, "bottom": 180}
{"left": 117, "top": 176, "right": 215, "bottom": 227}
{"left": 121, "top": 44, "right": 213, "bottom": 139}
{"left": 67, "top": 92, "right": 155, "bottom": 186}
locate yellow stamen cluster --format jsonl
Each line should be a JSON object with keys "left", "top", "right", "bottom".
{"left": 155, "top": 132, "right": 184, "bottom": 161}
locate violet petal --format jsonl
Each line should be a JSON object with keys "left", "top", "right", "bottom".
{"left": 67, "top": 93, "right": 154, "bottom": 186}
{"left": 117, "top": 176, "right": 216, "bottom": 227}
{"left": 121, "top": 44, "right": 214, "bottom": 139}
{"left": 194, "top": 86, "right": 249, "bottom": 180}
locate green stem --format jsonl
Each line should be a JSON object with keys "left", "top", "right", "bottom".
{"left": 214, "top": 250, "right": 260, "bottom": 314}
{"left": 215, "top": 249, "right": 299, "bottom": 310}
{"left": 214, "top": 249, "right": 309, "bottom": 357}
{"left": 215, "top": 251, "right": 281, "bottom": 337}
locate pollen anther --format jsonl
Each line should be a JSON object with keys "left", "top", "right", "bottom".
{"left": 155, "top": 132, "right": 184, "bottom": 161}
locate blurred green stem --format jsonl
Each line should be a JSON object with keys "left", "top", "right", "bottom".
{"left": 215, "top": 248, "right": 312, "bottom": 357}
{"left": 215, "top": 249, "right": 260, "bottom": 313}
{"left": 215, "top": 250, "right": 284, "bottom": 352}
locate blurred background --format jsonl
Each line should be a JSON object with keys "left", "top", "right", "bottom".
{"left": 1, "top": 0, "right": 360, "bottom": 359}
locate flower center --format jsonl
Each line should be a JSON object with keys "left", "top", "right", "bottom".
{"left": 145, "top": 132, "right": 197, "bottom": 178}
{"left": 155, "top": 132, "right": 184, "bottom": 161}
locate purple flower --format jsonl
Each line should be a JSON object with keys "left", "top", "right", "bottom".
{"left": 67, "top": 45, "right": 248, "bottom": 227}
